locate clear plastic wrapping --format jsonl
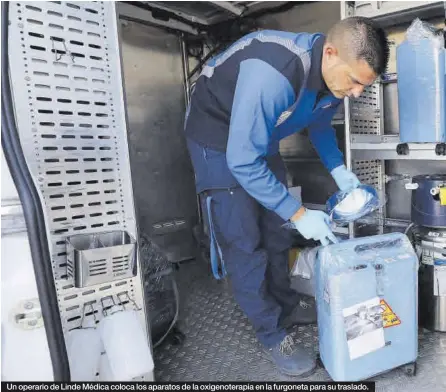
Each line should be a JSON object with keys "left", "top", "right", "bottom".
{"left": 290, "top": 247, "right": 318, "bottom": 279}
{"left": 326, "top": 184, "right": 385, "bottom": 226}
{"left": 315, "top": 232, "right": 419, "bottom": 381}
{"left": 397, "top": 18, "right": 445, "bottom": 143}
{"left": 405, "top": 18, "right": 444, "bottom": 47}
{"left": 283, "top": 185, "right": 385, "bottom": 237}
{"left": 289, "top": 246, "right": 320, "bottom": 297}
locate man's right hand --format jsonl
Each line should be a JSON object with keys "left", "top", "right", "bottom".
{"left": 291, "top": 207, "right": 338, "bottom": 246}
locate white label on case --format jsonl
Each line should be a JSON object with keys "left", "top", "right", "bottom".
{"left": 342, "top": 297, "right": 386, "bottom": 360}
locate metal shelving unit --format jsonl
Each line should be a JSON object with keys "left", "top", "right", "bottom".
{"left": 351, "top": 135, "right": 446, "bottom": 161}
{"left": 340, "top": 0, "right": 446, "bottom": 239}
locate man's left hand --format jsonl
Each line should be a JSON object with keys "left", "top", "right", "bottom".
{"left": 331, "top": 164, "right": 361, "bottom": 192}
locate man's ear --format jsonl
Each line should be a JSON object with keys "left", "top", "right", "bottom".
{"left": 324, "top": 42, "right": 339, "bottom": 59}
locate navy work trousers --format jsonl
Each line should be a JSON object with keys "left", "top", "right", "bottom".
{"left": 190, "top": 141, "right": 301, "bottom": 348}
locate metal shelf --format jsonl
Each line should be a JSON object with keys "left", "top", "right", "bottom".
{"left": 340, "top": 1, "right": 446, "bottom": 239}
{"left": 304, "top": 203, "right": 410, "bottom": 234}
{"left": 332, "top": 119, "right": 345, "bottom": 125}
{"left": 352, "top": 1, "right": 444, "bottom": 28}
{"left": 351, "top": 135, "right": 446, "bottom": 161}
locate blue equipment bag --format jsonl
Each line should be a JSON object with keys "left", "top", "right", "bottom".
{"left": 397, "top": 19, "right": 445, "bottom": 143}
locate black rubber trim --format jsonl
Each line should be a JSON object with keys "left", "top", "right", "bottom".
{"left": 1, "top": 2, "right": 70, "bottom": 381}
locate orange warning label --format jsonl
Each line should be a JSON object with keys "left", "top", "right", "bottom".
{"left": 380, "top": 299, "right": 401, "bottom": 328}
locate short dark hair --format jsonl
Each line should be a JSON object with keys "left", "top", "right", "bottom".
{"left": 328, "top": 16, "right": 390, "bottom": 76}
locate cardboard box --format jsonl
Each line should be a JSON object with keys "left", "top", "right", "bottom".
{"left": 288, "top": 248, "right": 301, "bottom": 272}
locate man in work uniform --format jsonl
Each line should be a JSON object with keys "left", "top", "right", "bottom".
{"left": 184, "top": 16, "right": 389, "bottom": 376}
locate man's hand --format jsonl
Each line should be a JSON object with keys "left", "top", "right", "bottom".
{"left": 331, "top": 164, "right": 361, "bottom": 193}
{"left": 291, "top": 207, "right": 338, "bottom": 246}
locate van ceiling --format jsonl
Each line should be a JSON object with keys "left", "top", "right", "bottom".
{"left": 118, "top": 1, "right": 314, "bottom": 72}
{"left": 124, "top": 1, "right": 311, "bottom": 28}
{"left": 142, "top": 2, "right": 291, "bottom": 24}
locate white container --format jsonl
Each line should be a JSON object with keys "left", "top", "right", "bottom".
{"left": 66, "top": 328, "right": 102, "bottom": 381}
{"left": 98, "top": 308, "right": 154, "bottom": 381}
{"left": 98, "top": 353, "right": 116, "bottom": 381}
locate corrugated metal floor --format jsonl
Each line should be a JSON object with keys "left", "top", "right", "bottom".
{"left": 153, "top": 259, "right": 446, "bottom": 390}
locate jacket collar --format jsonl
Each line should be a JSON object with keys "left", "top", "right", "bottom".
{"left": 308, "top": 35, "right": 342, "bottom": 108}
{"left": 308, "top": 35, "right": 329, "bottom": 93}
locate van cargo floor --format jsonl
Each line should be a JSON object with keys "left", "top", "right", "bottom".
{"left": 153, "top": 259, "right": 446, "bottom": 389}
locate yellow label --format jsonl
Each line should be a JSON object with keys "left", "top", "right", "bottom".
{"left": 380, "top": 299, "right": 401, "bottom": 328}
{"left": 440, "top": 188, "right": 446, "bottom": 206}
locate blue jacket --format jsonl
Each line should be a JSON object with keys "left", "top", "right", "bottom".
{"left": 184, "top": 30, "right": 344, "bottom": 221}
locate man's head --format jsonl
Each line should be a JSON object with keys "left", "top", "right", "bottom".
{"left": 322, "top": 17, "right": 389, "bottom": 99}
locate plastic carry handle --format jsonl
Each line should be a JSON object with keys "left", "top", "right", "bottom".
{"left": 354, "top": 238, "right": 402, "bottom": 254}
{"left": 420, "top": 243, "right": 446, "bottom": 256}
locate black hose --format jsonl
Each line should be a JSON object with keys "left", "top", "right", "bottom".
{"left": 152, "top": 275, "right": 180, "bottom": 349}
{"left": 187, "top": 43, "right": 224, "bottom": 80}
{"left": 1, "top": 2, "right": 70, "bottom": 381}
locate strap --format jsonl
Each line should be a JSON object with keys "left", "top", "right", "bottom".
{"left": 419, "top": 243, "right": 446, "bottom": 255}
{"left": 374, "top": 263, "right": 385, "bottom": 297}
{"left": 206, "top": 196, "right": 227, "bottom": 280}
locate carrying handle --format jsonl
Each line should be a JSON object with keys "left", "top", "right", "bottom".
{"left": 354, "top": 238, "right": 402, "bottom": 254}
{"left": 79, "top": 301, "right": 97, "bottom": 329}
{"left": 100, "top": 296, "right": 119, "bottom": 317}
{"left": 117, "top": 291, "right": 141, "bottom": 311}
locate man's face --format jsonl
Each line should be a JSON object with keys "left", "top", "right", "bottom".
{"left": 322, "top": 43, "right": 377, "bottom": 99}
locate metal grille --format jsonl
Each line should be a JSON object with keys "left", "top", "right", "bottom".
{"left": 350, "top": 117, "right": 381, "bottom": 135}
{"left": 352, "top": 160, "right": 382, "bottom": 188}
{"left": 351, "top": 83, "right": 381, "bottom": 135}
{"left": 344, "top": 8, "right": 385, "bottom": 237}
{"left": 8, "top": 1, "right": 151, "bottom": 379}
{"left": 351, "top": 83, "right": 380, "bottom": 110}
{"left": 353, "top": 160, "right": 385, "bottom": 234}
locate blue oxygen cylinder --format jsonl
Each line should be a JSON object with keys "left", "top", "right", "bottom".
{"left": 396, "top": 19, "right": 445, "bottom": 143}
